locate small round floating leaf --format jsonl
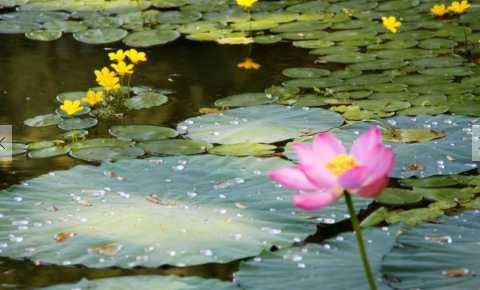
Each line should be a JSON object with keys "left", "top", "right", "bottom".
{"left": 236, "top": 226, "right": 400, "bottom": 290}
{"left": 383, "top": 211, "right": 480, "bottom": 290}
{"left": 73, "top": 28, "right": 128, "bottom": 44}
{"left": 70, "top": 138, "right": 133, "bottom": 150}
{"left": 215, "top": 93, "right": 277, "bottom": 107}
{"left": 56, "top": 91, "right": 85, "bottom": 103}
{"left": 63, "top": 130, "right": 88, "bottom": 141}
{"left": 25, "top": 29, "right": 62, "bottom": 41}
{"left": 70, "top": 146, "right": 145, "bottom": 162}
{"left": 254, "top": 34, "right": 282, "bottom": 44}
{"left": 178, "top": 105, "right": 344, "bottom": 144}
{"left": 138, "top": 139, "right": 211, "bottom": 155}
{"left": 125, "top": 92, "right": 168, "bottom": 110}
{"left": 109, "top": 125, "right": 178, "bottom": 141}
{"left": 318, "top": 52, "right": 376, "bottom": 64}
{"left": 386, "top": 208, "right": 444, "bottom": 226}
{"left": 282, "top": 77, "right": 342, "bottom": 89}
{"left": 282, "top": 67, "right": 330, "bottom": 78}
{"left": 208, "top": 143, "right": 276, "bottom": 157}
{"left": 24, "top": 114, "right": 62, "bottom": 127}
{"left": 419, "top": 67, "right": 473, "bottom": 77}
{"left": 39, "top": 276, "right": 241, "bottom": 290}
{"left": 57, "top": 117, "right": 97, "bottom": 131}
{"left": 122, "top": 29, "right": 180, "bottom": 47}
{"left": 418, "top": 38, "right": 457, "bottom": 50}
{"left": 28, "top": 145, "right": 71, "bottom": 159}
{"left": 27, "top": 140, "right": 58, "bottom": 150}
{"left": 0, "top": 156, "right": 316, "bottom": 267}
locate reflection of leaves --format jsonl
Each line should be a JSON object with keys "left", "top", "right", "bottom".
{"left": 383, "top": 128, "right": 446, "bottom": 143}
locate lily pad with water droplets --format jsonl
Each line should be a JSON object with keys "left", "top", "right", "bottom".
{"left": 286, "top": 115, "right": 478, "bottom": 178}
{"left": 0, "top": 156, "right": 316, "bottom": 268}
{"left": 28, "top": 145, "right": 71, "bottom": 159}
{"left": 382, "top": 211, "right": 480, "bottom": 289}
{"left": 214, "top": 93, "right": 277, "bottom": 107}
{"left": 177, "top": 105, "right": 344, "bottom": 145}
{"left": 70, "top": 146, "right": 145, "bottom": 162}
{"left": 39, "top": 275, "right": 241, "bottom": 290}
{"left": 208, "top": 143, "right": 277, "bottom": 157}
{"left": 235, "top": 226, "right": 401, "bottom": 290}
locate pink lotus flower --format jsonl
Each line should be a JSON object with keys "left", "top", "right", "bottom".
{"left": 271, "top": 127, "right": 394, "bottom": 210}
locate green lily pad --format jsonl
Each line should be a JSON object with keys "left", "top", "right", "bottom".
{"left": 412, "top": 187, "right": 476, "bottom": 203}
{"left": 56, "top": 91, "right": 85, "bottom": 103}
{"left": 376, "top": 188, "right": 423, "bottom": 205}
{"left": 25, "top": 29, "right": 62, "bottom": 41}
{"left": 270, "top": 20, "right": 330, "bottom": 33}
{"left": 70, "top": 138, "right": 133, "bottom": 150}
{"left": 282, "top": 77, "right": 342, "bottom": 89}
{"left": 122, "top": 29, "right": 180, "bottom": 47}
{"left": 419, "top": 67, "right": 473, "bottom": 77}
{"left": 0, "top": 156, "right": 315, "bottom": 267}
{"left": 318, "top": 52, "right": 376, "bottom": 64}
{"left": 73, "top": 28, "right": 128, "bottom": 44}
{"left": 63, "top": 130, "right": 89, "bottom": 141}
{"left": 138, "top": 139, "right": 212, "bottom": 155}
{"left": 282, "top": 67, "right": 330, "bottom": 78}
{"left": 39, "top": 276, "right": 241, "bottom": 290}
{"left": 418, "top": 38, "right": 457, "bottom": 50}
{"left": 27, "top": 141, "right": 59, "bottom": 150}
{"left": 57, "top": 117, "right": 98, "bottom": 131}
{"left": 70, "top": 146, "right": 145, "bottom": 162}
{"left": 286, "top": 115, "right": 477, "bottom": 178}
{"left": 215, "top": 93, "right": 277, "bottom": 107}
{"left": 28, "top": 145, "right": 71, "bottom": 159}
{"left": 125, "top": 91, "right": 168, "bottom": 110}
{"left": 383, "top": 211, "right": 480, "bottom": 289}
{"left": 236, "top": 226, "right": 401, "bottom": 290}
{"left": 386, "top": 208, "right": 444, "bottom": 226}
{"left": 24, "top": 114, "right": 62, "bottom": 127}
{"left": 348, "top": 60, "right": 408, "bottom": 71}
{"left": 177, "top": 105, "right": 344, "bottom": 144}
{"left": 208, "top": 143, "right": 277, "bottom": 157}
{"left": 109, "top": 125, "right": 178, "bottom": 141}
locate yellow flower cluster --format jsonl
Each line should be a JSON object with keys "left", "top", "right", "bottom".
{"left": 60, "top": 100, "right": 84, "bottom": 116}
{"left": 381, "top": 16, "right": 401, "bottom": 33}
{"left": 95, "top": 49, "right": 148, "bottom": 91}
{"left": 236, "top": 0, "right": 257, "bottom": 9}
{"left": 431, "top": 0, "right": 470, "bottom": 16}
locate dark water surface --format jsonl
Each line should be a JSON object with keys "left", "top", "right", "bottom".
{"left": 0, "top": 35, "right": 315, "bottom": 289}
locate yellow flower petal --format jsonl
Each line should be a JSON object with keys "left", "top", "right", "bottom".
{"left": 381, "top": 16, "right": 401, "bottom": 33}
{"left": 125, "top": 49, "right": 147, "bottom": 64}
{"left": 108, "top": 49, "right": 126, "bottom": 62}
{"left": 236, "top": 0, "right": 257, "bottom": 8}
{"left": 237, "top": 58, "right": 261, "bottom": 70}
{"left": 111, "top": 61, "right": 134, "bottom": 76}
{"left": 431, "top": 4, "right": 448, "bottom": 17}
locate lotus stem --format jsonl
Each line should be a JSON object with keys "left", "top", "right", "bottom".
{"left": 344, "top": 192, "right": 378, "bottom": 290}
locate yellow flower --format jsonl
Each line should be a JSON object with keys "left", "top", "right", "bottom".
{"left": 431, "top": 4, "right": 448, "bottom": 16}
{"left": 448, "top": 0, "right": 470, "bottom": 14}
{"left": 82, "top": 90, "right": 104, "bottom": 106}
{"left": 108, "top": 49, "right": 126, "bottom": 62}
{"left": 60, "top": 100, "right": 84, "bottom": 116}
{"left": 236, "top": 0, "right": 258, "bottom": 9}
{"left": 111, "top": 61, "right": 134, "bottom": 76}
{"left": 94, "top": 67, "right": 120, "bottom": 91}
{"left": 125, "top": 49, "right": 147, "bottom": 64}
{"left": 381, "top": 16, "right": 401, "bottom": 33}
{"left": 237, "top": 57, "right": 261, "bottom": 70}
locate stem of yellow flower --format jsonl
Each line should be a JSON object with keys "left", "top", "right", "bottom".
{"left": 343, "top": 192, "right": 378, "bottom": 290}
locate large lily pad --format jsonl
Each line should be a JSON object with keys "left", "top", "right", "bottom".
{"left": 122, "top": 29, "right": 180, "bottom": 47}
{"left": 177, "top": 105, "right": 344, "bottom": 144}
{"left": 383, "top": 211, "right": 480, "bottom": 289}
{"left": 124, "top": 91, "right": 168, "bottom": 110}
{"left": 39, "top": 276, "right": 240, "bottom": 290}
{"left": 235, "top": 226, "right": 401, "bottom": 290}
{"left": 109, "top": 125, "right": 178, "bottom": 141}
{"left": 73, "top": 28, "right": 128, "bottom": 44}
{"left": 286, "top": 115, "right": 478, "bottom": 178}
{"left": 24, "top": 114, "right": 62, "bottom": 127}
{"left": 0, "top": 156, "right": 316, "bottom": 268}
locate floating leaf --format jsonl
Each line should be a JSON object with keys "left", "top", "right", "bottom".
{"left": 138, "top": 139, "right": 212, "bottom": 155}
{"left": 73, "top": 28, "right": 128, "bottom": 44}
{"left": 0, "top": 156, "right": 316, "bottom": 267}
{"left": 383, "top": 211, "right": 480, "bottom": 289}
{"left": 215, "top": 93, "right": 277, "bottom": 107}
{"left": 122, "top": 29, "right": 180, "bottom": 47}
{"left": 125, "top": 91, "right": 168, "bottom": 110}
{"left": 24, "top": 114, "right": 62, "bottom": 127}
{"left": 25, "top": 29, "right": 62, "bottom": 41}
{"left": 236, "top": 226, "right": 400, "bottom": 290}
{"left": 208, "top": 143, "right": 277, "bottom": 157}
{"left": 70, "top": 146, "right": 145, "bottom": 162}
{"left": 177, "top": 105, "right": 344, "bottom": 144}
{"left": 57, "top": 117, "right": 98, "bottom": 131}
{"left": 109, "top": 125, "right": 178, "bottom": 141}
{"left": 376, "top": 188, "right": 423, "bottom": 205}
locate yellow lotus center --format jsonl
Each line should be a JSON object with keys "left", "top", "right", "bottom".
{"left": 325, "top": 154, "right": 357, "bottom": 176}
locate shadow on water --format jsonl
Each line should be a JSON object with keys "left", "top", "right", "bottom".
{"left": 0, "top": 35, "right": 316, "bottom": 288}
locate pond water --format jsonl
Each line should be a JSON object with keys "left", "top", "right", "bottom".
{"left": 0, "top": 36, "right": 314, "bottom": 289}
